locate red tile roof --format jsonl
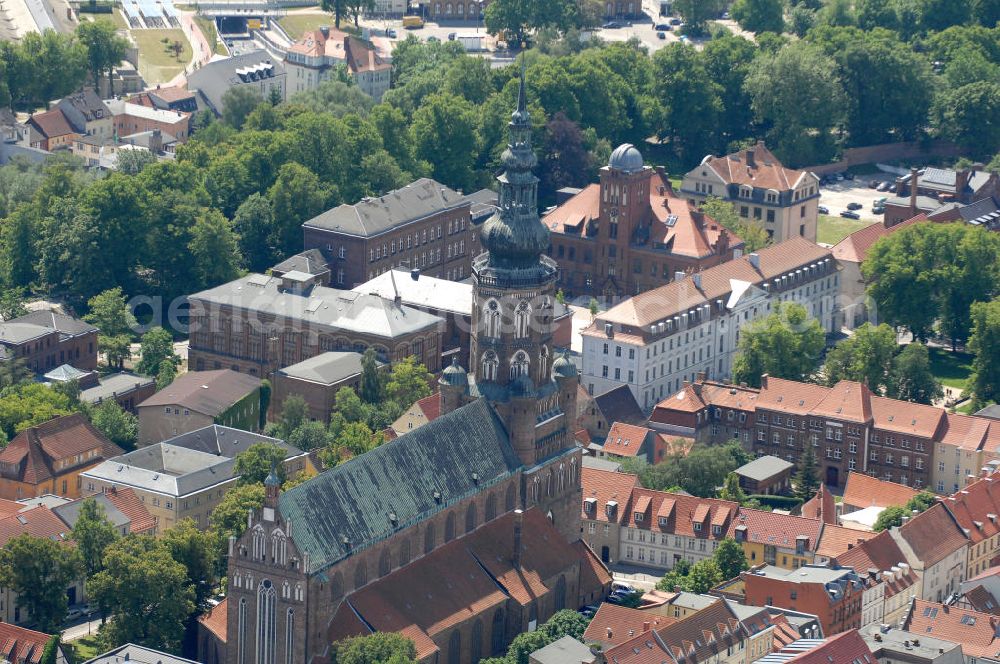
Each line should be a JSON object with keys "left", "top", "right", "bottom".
{"left": 784, "top": 630, "right": 875, "bottom": 664}
{"left": 801, "top": 484, "right": 837, "bottom": 525}
{"left": 574, "top": 540, "right": 612, "bottom": 593}
{"left": 584, "top": 603, "right": 676, "bottom": 646}
{"left": 733, "top": 508, "right": 822, "bottom": 551}
{"left": 0, "top": 413, "right": 122, "bottom": 486}
{"left": 815, "top": 524, "right": 876, "bottom": 559}
{"left": 770, "top": 614, "right": 801, "bottom": 649}
{"left": 834, "top": 530, "right": 917, "bottom": 599}
{"left": 27, "top": 109, "right": 75, "bottom": 139}
{"left": 842, "top": 472, "right": 921, "bottom": 511}
{"left": 905, "top": 600, "right": 1000, "bottom": 660}
{"left": 831, "top": 215, "right": 925, "bottom": 264}
{"left": 622, "top": 488, "right": 739, "bottom": 539}
{"left": 103, "top": 487, "right": 156, "bottom": 534}
{"left": 590, "top": 237, "right": 831, "bottom": 328}
{"left": 0, "top": 622, "right": 58, "bottom": 664}
{"left": 582, "top": 467, "right": 639, "bottom": 524}
{"left": 198, "top": 597, "right": 227, "bottom": 642}
{"left": 963, "top": 585, "right": 1000, "bottom": 615}
{"left": 703, "top": 142, "right": 808, "bottom": 192}
{"left": 603, "top": 423, "right": 653, "bottom": 458}
{"left": 897, "top": 503, "right": 969, "bottom": 567}
{"left": 416, "top": 392, "right": 441, "bottom": 422}
{"left": 806, "top": 380, "right": 873, "bottom": 423}
{"left": 942, "top": 471, "right": 1000, "bottom": 545}
{"left": 0, "top": 505, "right": 70, "bottom": 547}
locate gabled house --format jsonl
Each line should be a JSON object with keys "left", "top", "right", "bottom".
{"left": 891, "top": 503, "right": 969, "bottom": 602}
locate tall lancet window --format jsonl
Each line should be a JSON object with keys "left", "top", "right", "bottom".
{"left": 256, "top": 580, "right": 277, "bottom": 664}
{"left": 514, "top": 301, "right": 531, "bottom": 338}
{"left": 539, "top": 346, "right": 549, "bottom": 381}
{"left": 482, "top": 351, "right": 499, "bottom": 381}
{"left": 509, "top": 351, "right": 529, "bottom": 380}
{"left": 484, "top": 300, "right": 501, "bottom": 337}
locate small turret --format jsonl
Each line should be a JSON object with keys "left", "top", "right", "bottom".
{"left": 264, "top": 461, "right": 280, "bottom": 512}
{"left": 551, "top": 350, "right": 578, "bottom": 380}
{"left": 439, "top": 356, "right": 468, "bottom": 416}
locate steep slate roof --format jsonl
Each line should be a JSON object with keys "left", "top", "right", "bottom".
{"left": 279, "top": 398, "right": 522, "bottom": 574}
{"left": 584, "top": 603, "right": 676, "bottom": 646}
{"left": 138, "top": 369, "right": 261, "bottom": 416}
{"left": 593, "top": 385, "right": 646, "bottom": 426}
{"left": 303, "top": 178, "right": 468, "bottom": 237}
{"left": 340, "top": 509, "right": 580, "bottom": 661}
{"left": 189, "top": 274, "right": 443, "bottom": 340}
{"left": 842, "top": 472, "right": 921, "bottom": 511}
{"left": 0, "top": 413, "right": 122, "bottom": 485}
{"left": 0, "top": 623, "right": 60, "bottom": 664}
{"left": 581, "top": 467, "right": 639, "bottom": 524}
{"left": 905, "top": 600, "right": 1000, "bottom": 660}
{"left": 276, "top": 351, "right": 368, "bottom": 385}
{"left": 897, "top": 503, "right": 969, "bottom": 568}
{"left": 591, "top": 237, "right": 832, "bottom": 328}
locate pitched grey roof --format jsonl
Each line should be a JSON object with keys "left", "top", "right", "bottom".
{"left": 137, "top": 369, "right": 260, "bottom": 416}
{"left": 44, "top": 364, "right": 90, "bottom": 382}
{"left": 272, "top": 249, "right": 329, "bottom": 276}
{"left": 189, "top": 274, "right": 443, "bottom": 340}
{"left": 277, "top": 351, "right": 370, "bottom": 385}
{"left": 593, "top": 384, "right": 645, "bottom": 426}
{"left": 83, "top": 644, "right": 200, "bottom": 664}
{"left": 81, "top": 372, "right": 155, "bottom": 404}
{"left": 530, "top": 636, "right": 597, "bottom": 664}
{"left": 959, "top": 196, "right": 1000, "bottom": 221}
{"left": 279, "top": 398, "right": 521, "bottom": 574}
{"left": 82, "top": 443, "right": 236, "bottom": 497}
{"left": 161, "top": 424, "right": 301, "bottom": 460}
{"left": 0, "top": 322, "right": 52, "bottom": 344}
{"left": 885, "top": 195, "right": 940, "bottom": 211}
{"left": 7, "top": 310, "right": 97, "bottom": 337}
{"left": 735, "top": 455, "right": 794, "bottom": 482}
{"left": 302, "top": 178, "right": 468, "bottom": 238}
{"left": 52, "top": 492, "right": 131, "bottom": 532}
{"left": 186, "top": 50, "right": 284, "bottom": 113}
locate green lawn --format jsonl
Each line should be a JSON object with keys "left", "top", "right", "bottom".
{"left": 278, "top": 13, "right": 359, "bottom": 38}
{"left": 131, "top": 28, "right": 192, "bottom": 85}
{"left": 928, "top": 347, "right": 973, "bottom": 390}
{"left": 194, "top": 15, "right": 227, "bottom": 55}
{"left": 66, "top": 635, "right": 102, "bottom": 661}
{"left": 817, "top": 214, "right": 877, "bottom": 246}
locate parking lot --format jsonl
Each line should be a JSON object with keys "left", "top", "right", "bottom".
{"left": 818, "top": 173, "right": 896, "bottom": 222}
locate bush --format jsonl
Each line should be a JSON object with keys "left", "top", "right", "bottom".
{"left": 745, "top": 494, "right": 803, "bottom": 510}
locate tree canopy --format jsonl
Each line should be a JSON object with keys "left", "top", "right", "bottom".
{"left": 732, "top": 302, "right": 826, "bottom": 388}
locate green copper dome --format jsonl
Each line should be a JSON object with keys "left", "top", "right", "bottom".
{"left": 552, "top": 352, "right": 578, "bottom": 379}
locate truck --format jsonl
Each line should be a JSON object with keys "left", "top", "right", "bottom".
{"left": 402, "top": 15, "right": 423, "bottom": 28}
{"left": 456, "top": 34, "right": 482, "bottom": 51}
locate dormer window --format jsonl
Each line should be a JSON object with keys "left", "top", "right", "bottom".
{"left": 693, "top": 522, "right": 702, "bottom": 532}
{"left": 659, "top": 516, "right": 668, "bottom": 526}
{"left": 634, "top": 512, "right": 644, "bottom": 523}
{"left": 585, "top": 498, "right": 596, "bottom": 513}
{"left": 712, "top": 525, "right": 722, "bottom": 536}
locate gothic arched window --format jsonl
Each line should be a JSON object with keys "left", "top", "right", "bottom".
{"left": 379, "top": 548, "right": 391, "bottom": 577}
{"left": 558, "top": 463, "right": 565, "bottom": 490}
{"left": 482, "top": 351, "right": 499, "bottom": 381}
{"left": 424, "top": 523, "right": 436, "bottom": 554}
{"left": 400, "top": 538, "right": 411, "bottom": 566}
{"left": 539, "top": 345, "right": 549, "bottom": 381}
{"left": 505, "top": 484, "right": 516, "bottom": 511}
{"left": 238, "top": 598, "right": 248, "bottom": 664}
{"left": 471, "top": 619, "right": 484, "bottom": 663}
{"left": 284, "top": 609, "right": 294, "bottom": 664}
{"left": 256, "top": 580, "right": 277, "bottom": 664}
{"left": 486, "top": 493, "right": 497, "bottom": 522}
{"left": 509, "top": 351, "right": 529, "bottom": 381}
{"left": 465, "top": 503, "right": 477, "bottom": 534}
{"left": 484, "top": 300, "right": 501, "bottom": 338}
{"left": 514, "top": 301, "right": 531, "bottom": 338}
{"left": 555, "top": 575, "right": 567, "bottom": 611}
{"left": 354, "top": 562, "right": 367, "bottom": 590}
{"left": 491, "top": 609, "right": 506, "bottom": 655}
{"left": 445, "top": 511, "right": 456, "bottom": 542}
{"left": 448, "top": 630, "right": 461, "bottom": 664}
{"left": 330, "top": 572, "right": 344, "bottom": 600}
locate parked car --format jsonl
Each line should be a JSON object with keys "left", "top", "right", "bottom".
{"left": 868, "top": 179, "right": 880, "bottom": 188}
{"left": 603, "top": 20, "right": 623, "bottom": 28}
{"left": 846, "top": 202, "right": 863, "bottom": 210}
{"left": 840, "top": 210, "right": 861, "bottom": 219}
{"left": 447, "top": 31, "right": 456, "bottom": 40}
{"left": 835, "top": 173, "right": 845, "bottom": 181}
{"left": 386, "top": 28, "right": 397, "bottom": 37}
{"left": 670, "top": 17, "right": 682, "bottom": 24}
{"left": 722, "top": 11, "right": 730, "bottom": 19}
{"left": 66, "top": 608, "right": 84, "bottom": 622}
{"left": 818, "top": 205, "right": 830, "bottom": 214}
{"left": 872, "top": 205, "right": 885, "bottom": 215}
{"left": 876, "top": 181, "right": 891, "bottom": 192}
{"left": 844, "top": 172, "right": 855, "bottom": 180}
{"left": 613, "top": 581, "right": 637, "bottom": 594}
{"left": 679, "top": 35, "right": 689, "bottom": 42}
{"left": 657, "top": 30, "right": 666, "bottom": 38}
{"left": 655, "top": 22, "right": 670, "bottom": 29}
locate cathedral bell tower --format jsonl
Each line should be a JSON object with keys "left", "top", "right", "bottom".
{"left": 439, "top": 63, "right": 581, "bottom": 540}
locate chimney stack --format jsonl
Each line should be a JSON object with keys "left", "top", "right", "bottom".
{"left": 746, "top": 147, "right": 755, "bottom": 168}
{"left": 513, "top": 509, "right": 523, "bottom": 569}
{"left": 692, "top": 273, "right": 702, "bottom": 290}
{"left": 643, "top": 621, "right": 651, "bottom": 633}
{"left": 760, "top": 374, "right": 769, "bottom": 389}
{"left": 910, "top": 167, "right": 919, "bottom": 214}
{"left": 748, "top": 253, "right": 760, "bottom": 270}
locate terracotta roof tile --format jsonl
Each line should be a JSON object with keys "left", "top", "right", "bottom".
{"left": 703, "top": 143, "right": 806, "bottom": 192}
{"left": 870, "top": 396, "right": 946, "bottom": 438}
{"left": 755, "top": 377, "right": 835, "bottom": 416}
{"left": 603, "top": 423, "right": 653, "bottom": 458}
{"left": 942, "top": 471, "right": 1000, "bottom": 545}
{"left": 591, "top": 237, "right": 831, "bottom": 328}
{"left": 584, "top": 603, "right": 675, "bottom": 646}
{"left": 622, "top": 488, "right": 739, "bottom": 538}
{"left": 27, "top": 109, "right": 75, "bottom": 139}
{"left": 964, "top": 585, "right": 1000, "bottom": 615}
{"left": 733, "top": 509, "right": 822, "bottom": 551}
{"left": 103, "top": 487, "right": 156, "bottom": 534}
{"left": 0, "top": 506, "right": 70, "bottom": 547}
{"left": 784, "top": 630, "right": 875, "bottom": 664}
{"left": 941, "top": 412, "right": 994, "bottom": 452}
{"left": 815, "top": 524, "right": 876, "bottom": 558}
{"left": 574, "top": 540, "right": 612, "bottom": 593}
{"left": 905, "top": 600, "right": 1000, "bottom": 659}
{"left": 808, "top": 381, "right": 873, "bottom": 423}
{"left": 0, "top": 623, "right": 58, "bottom": 664}
{"left": 831, "top": 215, "right": 926, "bottom": 264}
{"left": 416, "top": 392, "right": 441, "bottom": 422}
{"left": 198, "top": 597, "right": 227, "bottom": 642}
{"left": 801, "top": 485, "right": 837, "bottom": 525}
{"left": 842, "top": 472, "right": 920, "bottom": 511}
{"left": 0, "top": 413, "right": 122, "bottom": 487}
{"left": 897, "top": 503, "right": 969, "bottom": 567}
{"left": 582, "top": 467, "right": 639, "bottom": 524}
